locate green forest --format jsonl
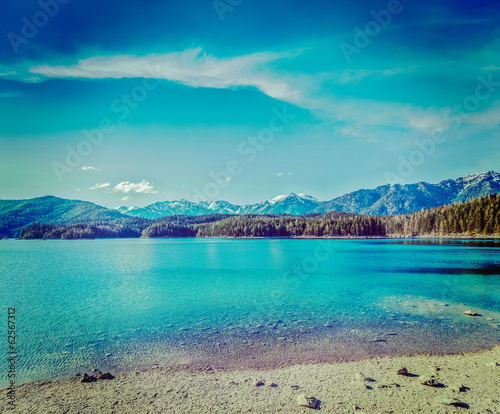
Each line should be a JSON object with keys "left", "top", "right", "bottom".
{"left": 17, "top": 194, "right": 500, "bottom": 240}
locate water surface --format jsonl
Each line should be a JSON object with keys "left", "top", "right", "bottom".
{"left": 1, "top": 238, "right": 499, "bottom": 387}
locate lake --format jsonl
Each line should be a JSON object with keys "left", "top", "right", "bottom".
{"left": 1, "top": 238, "right": 499, "bottom": 387}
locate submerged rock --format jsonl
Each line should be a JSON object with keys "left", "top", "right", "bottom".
{"left": 464, "top": 310, "right": 477, "bottom": 316}
{"left": 297, "top": 394, "right": 318, "bottom": 408}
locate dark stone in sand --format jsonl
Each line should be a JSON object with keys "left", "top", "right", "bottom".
{"left": 97, "top": 372, "right": 115, "bottom": 380}
{"left": 420, "top": 376, "right": 439, "bottom": 387}
{"left": 397, "top": 368, "right": 408, "bottom": 375}
{"left": 297, "top": 395, "right": 318, "bottom": 408}
{"left": 434, "top": 395, "right": 463, "bottom": 406}
{"left": 80, "top": 373, "right": 96, "bottom": 383}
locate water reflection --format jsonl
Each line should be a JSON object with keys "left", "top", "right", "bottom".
{"left": 385, "top": 239, "right": 500, "bottom": 247}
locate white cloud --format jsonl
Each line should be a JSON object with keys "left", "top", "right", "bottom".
{"left": 121, "top": 196, "right": 130, "bottom": 201}
{"left": 81, "top": 166, "right": 100, "bottom": 171}
{"left": 113, "top": 180, "right": 158, "bottom": 194}
{"left": 287, "top": 172, "right": 293, "bottom": 175}
{"left": 27, "top": 48, "right": 301, "bottom": 104}
{"left": 408, "top": 114, "right": 448, "bottom": 132}
{"left": 276, "top": 172, "right": 284, "bottom": 176}
{"left": 8, "top": 47, "right": 493, "bottom": 137}
{"left": 89, "top": 182, "right": 110, "bottom": 190}
{"left": 218, "top": 176, "right": 232, "bottom": 183}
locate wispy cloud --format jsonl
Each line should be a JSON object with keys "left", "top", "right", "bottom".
{"left": 89, "top": 182, "right": 110, "bottom": 190}
{"left": 113, "top": 180, "right": 158, "bottom": 194}
{"left": 3, "top": 45, "right": 495, "bottom": 138}
{"left": 276, "top": 172, "right": 284, "bottom": 176}
{"left": 81, "top": 166, "right": 100, "bottom": 172}
{"left": 25, "top": 48, "right": 301, "bottom": 104}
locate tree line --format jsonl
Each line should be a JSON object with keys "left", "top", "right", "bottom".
{"left": 18, "top": 194, "right": 500, "bottom": 239}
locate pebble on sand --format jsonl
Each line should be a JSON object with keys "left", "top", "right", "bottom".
{"left": 96, "top": 372, "right": 114, "bottom": 380}
{"left": 254, "top": 380, "right": 265, "bottom": 386}
{"left": 80, "top": 373, "right": 96, "bottom": 383}
{"left": 354, "top": 372, "right": 369, "bottom": 382}
{"left": 297, "top": 394, "right": 319, "bottom": 408}
{"left": 420, "top": 375, "right": 439, "bottom": 387}
{"left": 449, "top": 383, "right": 465, "bottom": 393}
{"left": 397, "top": 367, "right": 408, "bottom": 375}
{"left": 433, "top": 395, "right": 463, "bottom": 406}
{"left": 464, "top": 310, "right": 478, "bottom": 316}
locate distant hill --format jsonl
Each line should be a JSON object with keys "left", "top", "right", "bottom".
{"left": 0, "top": 196, "right": 129, "bottom": 237}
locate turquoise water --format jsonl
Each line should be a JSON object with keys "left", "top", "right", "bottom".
{"left": 1, "top": 238, "right": 499, "bottom": 387}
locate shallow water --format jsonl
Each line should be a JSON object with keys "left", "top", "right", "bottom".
{"left": 1, "top": 238, "right": 499, "bottom": 386}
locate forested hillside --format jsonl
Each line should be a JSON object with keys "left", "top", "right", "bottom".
{"left": 11, "top": 194, "right": 500, "bottom": 240}
{"left": 0, "top": 196, "right": 129, "bottom": 237}
{"left": 197, "top": 194, "right": 500, "bottom": 238}
{"left": 20, "top": 217, "right": 151, "bottom": 239}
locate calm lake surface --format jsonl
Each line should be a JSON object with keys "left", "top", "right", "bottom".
{"left": 1, "top": 238, "right": 499, "bottom": 387}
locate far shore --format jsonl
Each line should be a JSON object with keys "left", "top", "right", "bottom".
{"left": 4, "top": 234, "right": 500, "bottom": 241}
{"left": 4, "top": 345, "right": 499, "bottom": 413}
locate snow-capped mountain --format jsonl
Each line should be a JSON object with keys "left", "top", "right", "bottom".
{"left": 312, "top": 170, "right": 500, "bottom": 215}
{"left": 117, "top": 171, "right": 500, "bottom": 218}
{"left": 117, "top": 193, "right": 321, "bottom": 218}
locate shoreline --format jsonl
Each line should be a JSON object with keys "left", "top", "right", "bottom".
{"left": 5, "top": 234, "right": 500, "bottom": 241}
{"left": 3, "top": 344, "right": 499, "bottom": 413}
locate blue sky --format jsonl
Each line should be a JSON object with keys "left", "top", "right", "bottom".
{"left": 1, "top": 0, "right": 499, "bottom": 207}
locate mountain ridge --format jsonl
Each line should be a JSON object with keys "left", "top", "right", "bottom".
{"left": 1, "top": 171, "right": 499, "bottom": 236}
{"left": 118, "top": 171, "right": 500, "bottom": 218}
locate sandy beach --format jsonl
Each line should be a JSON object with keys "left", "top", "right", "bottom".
{"left": 3, "top": 344, "right": 498, "bottom": 414}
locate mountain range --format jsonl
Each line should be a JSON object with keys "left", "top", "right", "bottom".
{"left": 1, "top": 171, "right": 499, "bottom": 237}
{"left": 118, "top": 171, "right": 500, "bottom": 218}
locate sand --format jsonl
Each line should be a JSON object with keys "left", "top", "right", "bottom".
{"left": 2, "top": 345, "right": 499, "bottom": 414}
